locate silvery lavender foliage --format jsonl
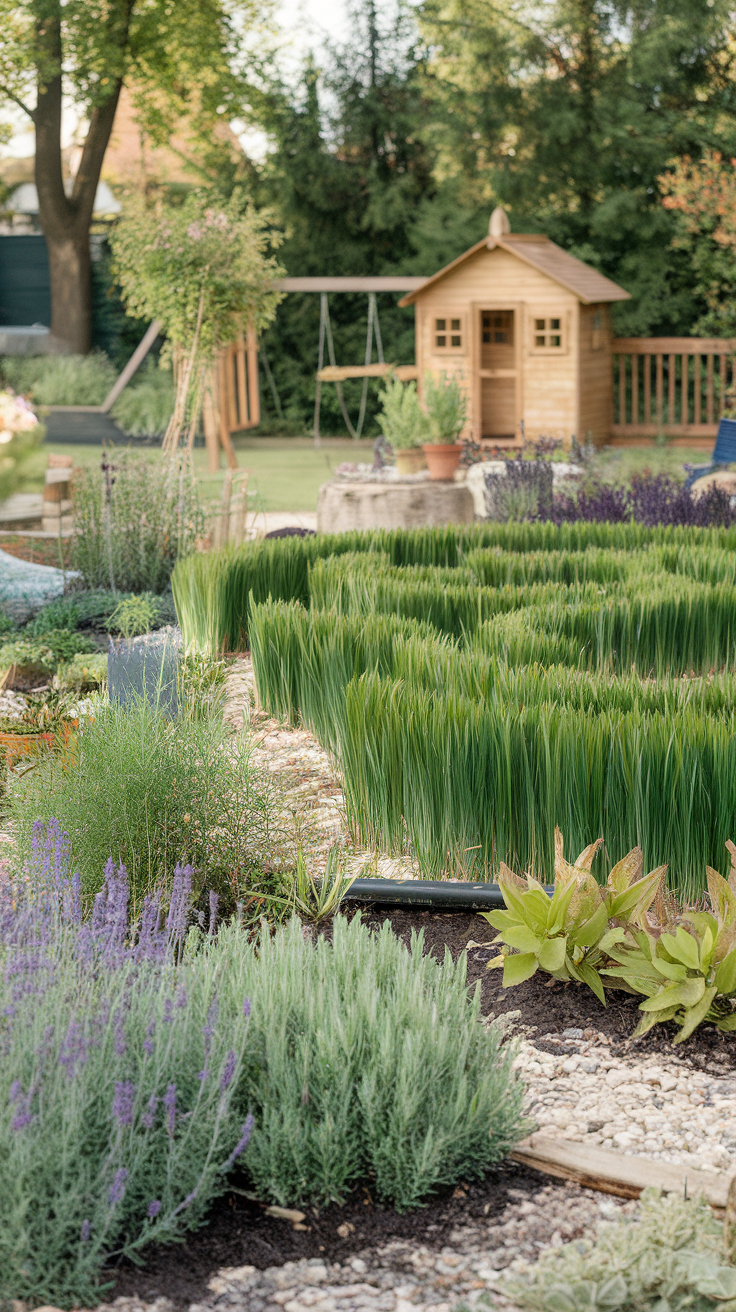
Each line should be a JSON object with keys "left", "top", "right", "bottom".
{"left": 0, "top": 820, "right": 253, "bottom": 1308}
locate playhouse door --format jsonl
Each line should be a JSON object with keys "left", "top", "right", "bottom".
{"left": 479, "top": 309, "right": 517, "bottom": 441}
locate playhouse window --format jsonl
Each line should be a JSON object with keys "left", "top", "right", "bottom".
{"left": 434, "top": 315, "right": 464, "bottom": 351}
{"left": 531, "top": 315, "right": 565, "bottom": 351}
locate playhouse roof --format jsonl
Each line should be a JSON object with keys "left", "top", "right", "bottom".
{"left": 398, "top": 233, "right": 631, "bottom": 307}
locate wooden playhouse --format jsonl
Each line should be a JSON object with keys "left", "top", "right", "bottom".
{"left": 398, "top": 207, "right": 631, "bottom": 447}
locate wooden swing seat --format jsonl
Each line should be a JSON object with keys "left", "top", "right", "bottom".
{"left": 317, "top": 362, "right": 418, "bottom": 382}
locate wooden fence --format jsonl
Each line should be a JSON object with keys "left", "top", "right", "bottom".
{"left": 612, "top": 338, "right": 736, "bottom": 438}
{"left": 219, "top": 327, "right": 260, "bottom": 434}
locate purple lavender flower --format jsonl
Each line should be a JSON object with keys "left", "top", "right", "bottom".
{"left": 220, "top": 1050, "right": 236, "bottom": 1093}
{"left": 59, "top": 1019, "right": 87, "bottom": 1079}
{"left": 172, "top": 1188, "right": 198, "bottom": 1216}
{"left": 209, "top": 891, "right": 219, "bottom": 936}
{"left": 113, "top": 1010, "right": 127, "bottom": 1057}
{"left": 163, "top": 1082, "right": 177, "bottom": 1136}
{"left": 203, "top": 998, "right": 218, "bottom": 1043}
{"left": 166, "top": 864, "right": 193, "bottom": 949}
{"left": 81, "top": 1219, "right": 91, "bottom": 1242}
{"left": 143, "top": 1021, "right": 155, "bottom": 1057}
{"left": 223, "top": 1113, "right": 255, "bottom": 1171}
{"left": 112, "top": 1080, "right": 136, "bottom": 1127}
{"left": 8, "top": 1080, "right": 22, "bottom": 1104}
{"left": 147, "top": 1199, "right": 162, "bottom": 1219}
{"left": 197, "top": 911, "right": 206, "bottom": 930}
{"left": 136, "top": 891, "right": 166, "bottom": 962}
{"left": 176, "top": 984, "right": 187, "bottom": 1009}
{"left": 108, "top": 1167, "right": 129, "bottom": 1207}
{"left": 141, "top": 1093, "right": 158, "bottom": 1129}
{"left": 162, "top": 998, "right": 174, "bottom": 1024}
{"left": 243, "top": 997, "right": 251, "bottom": 1019}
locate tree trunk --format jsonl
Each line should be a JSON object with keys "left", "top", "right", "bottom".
{"left": 32, "top": 0, "right": 128, "bottom": 353}
{"left": 45, "top": 227, "right": 93, "bottom": 354}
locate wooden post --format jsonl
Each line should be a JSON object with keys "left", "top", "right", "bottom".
{"left": 706, "top": 353, "right": 714, "bottom": 424}
{"left": 202, "top": 366, "right": 221, "bottom": 473}
{"left": 682, "top": 354, "right": 689, "bottom": 426}
{"left": 643, "top": 354, "right": 651, "bottom": 425}
{"left": 217, "top": 353, "right": 239, "bottom": 471}
{"left": 668, "top": 353, "right": 676, "bottom": 426}
{"left": 631, "top": 354, "right": 638, "bottom": 426}
{"left": 720, "top": 355, "right": 727, "bottom": 416}
{"left": 694, "top": 354, "right": 702, "bottom": 426}
{"left": 235, "top": 335, "right": 248, "bottom": 428}
{"left": 246, "top": 321, "right": 260, "bottom": 427}
{"left": 618, "top": 354, "right": 626, "bottom": 427}
{"left": 655, "top": 353, "right": 663, "bottom": 428}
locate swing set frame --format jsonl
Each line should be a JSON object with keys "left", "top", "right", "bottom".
{"left": 274, "top": 276, "right": 425, "bottom": 447}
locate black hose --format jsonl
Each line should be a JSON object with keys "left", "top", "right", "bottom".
{"left": 342, "top": 877, "right": 553, "bottom": 912}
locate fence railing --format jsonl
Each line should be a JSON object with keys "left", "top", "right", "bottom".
{"left": 612, "top": 338, "right": 736, "bottom": 438}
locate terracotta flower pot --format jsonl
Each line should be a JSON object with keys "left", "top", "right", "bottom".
{"left": 422, "top": 443, "right": 463, "bottom": 481}
{"left": 394, "top": 448, "right": 427, "bottom": 475}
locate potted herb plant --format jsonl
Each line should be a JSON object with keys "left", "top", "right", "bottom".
{"left": 422, "top": 372, "right": 467, "bottom": 480}
{"left": 377, "top": 375, "right": 429, "bottom": 474}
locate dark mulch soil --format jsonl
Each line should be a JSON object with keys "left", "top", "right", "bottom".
{"left": 106, "top": 1162, "right": 546, "bottom": 1306}
{"left": 351, "top": 904, "right": 736, "bottom": 1073}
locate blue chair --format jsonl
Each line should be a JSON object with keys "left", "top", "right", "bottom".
{"left": 685, "top": 417, "right": 736, "bottom": 488}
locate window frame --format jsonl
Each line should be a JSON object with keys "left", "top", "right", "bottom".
{"left": 430, "top": 311, "right": 467, "bottom": 354}
{"left": 528, "top": 310, "right": 568, "bottom": 355}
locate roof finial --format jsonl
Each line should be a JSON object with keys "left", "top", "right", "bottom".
{"left": 489, "top": 205, "right": 510, "bottom": 238}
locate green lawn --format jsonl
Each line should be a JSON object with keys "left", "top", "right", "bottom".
{"left": 15, "top": 435, "right": 712, "bottom": 514}
{"left": 17, "top": 436, "right": 376, "bottom": 513}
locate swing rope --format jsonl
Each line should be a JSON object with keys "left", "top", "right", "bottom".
{"left": 313, "top": 291, "right": 384, "bottom": 447}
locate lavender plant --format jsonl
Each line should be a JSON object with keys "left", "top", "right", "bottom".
{"left": 0, "top": 820, "right": 253, "bottom": 1307}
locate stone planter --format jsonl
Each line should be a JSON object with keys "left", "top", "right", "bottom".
{"left": 394, "top": 448, "right": 427, "bottom": 475}
{"left": 422, "top": 443, "right": 463, "bottom": 481}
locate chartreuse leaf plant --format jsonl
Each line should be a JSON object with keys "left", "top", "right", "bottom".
{"left": 601, "top": 841, "right": 736, "bottom": 1043}
{"left": 482, "top": 828, "right": 666, "bottom": 1005}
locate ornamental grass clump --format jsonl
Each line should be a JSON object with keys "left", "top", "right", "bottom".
{"left": 7, "top": 693, "right": 282, "bottom": 908}
{"left": 0, "top": 821, "right": 254, "bottom": 1307}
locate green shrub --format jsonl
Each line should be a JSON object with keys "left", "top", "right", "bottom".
{"left": 2, "top": 351, "right": 117, "bottom": 406}
{"left": 8, "top": 696, "right": 283, "bottom": 907}
{"left": 423, "top": 370, "right": 467, "bottom": 442}
{"left": 239, "top": 915, "right": 526, "bottom": 1209}
{"left": 111, "top": 363, "right": 174, "bottom": 437}
{"left": 1, "top": 850, "right": 526, "bottom": 1307}
{"left": 54, "top": 652, "right": 108, "bottom": 691}
{"left": 502, "top": 1188, "right": 736, "bottom": 1312}
{"left": 71, "top": 452, "right": 204, "bottom": 594}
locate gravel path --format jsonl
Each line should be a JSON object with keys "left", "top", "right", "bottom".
{"left": 95, "top": 1183, "right": 632, "bottom": 1312}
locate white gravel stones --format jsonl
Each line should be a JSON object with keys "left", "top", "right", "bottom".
{"left": 93, "top": 1183, "right": 631, "bottom": 1312}
{"left": 512, "top": 1026, "right": 736, "bottom": 1173}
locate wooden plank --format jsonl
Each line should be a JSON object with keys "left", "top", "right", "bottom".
{"left": 218, "top": 353, "right": 239, "bottom": 470}
{"left": 246, "top": 322, "right": 260, "bottom": 428}
{"left": 721, "top": 356, "right": 727, "bottom": 417}
{"left": 618, "top": 354, "right": 626, "bottom": 426}
{"left": 277, "top": 277, "right": 428, "bottom": 293}
{"left": 100, "top": 320, "right": 162, "bottom": 413}
{"left": 694, "top": 354, "right": 701, "bottom": 425}
{"left": 611, "top": 422, "right": 718, "bottom": 438}
{"left": 224, "top": 348, "right": 238, "bottom": 432}
{"left": 707, "top": 353, "right": 714, "bottom": 424}
{"left": 668, "top": 353, "right": 676, "bottom": 425}
{"left": 682, "top": 354, "right": 689, "bottom": 426}
{"left": 317, "top": 363, "right": 418, "bottom": 381}
{"left": 613, "top": 336, "right": 736, "bottom": 353}
{"left": 655, "top": 353, "right": 663, "bottom": 427}
{"left": 235, "top": 335, "right": 248, "bottom": 428}
{"left": 631, "top": 353, "right": 638, "bottom": 425}
{"left": 510, "top": 1133, "right": 732, "bottom": 1212}
{"left": 643, "top": 355, "right": 651, "bottom": 425}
